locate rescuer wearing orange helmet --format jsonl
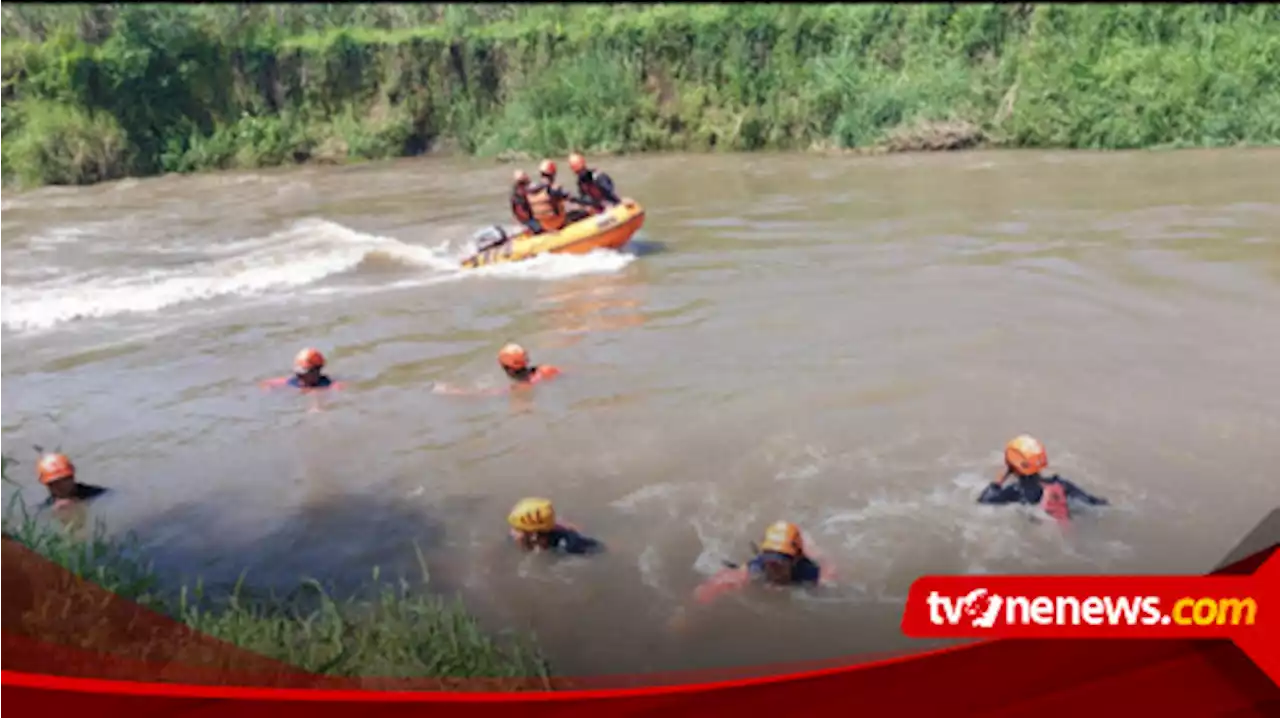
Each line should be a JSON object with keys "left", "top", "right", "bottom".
{"left": 497, "top": 342, "right": 561, "bottom": 385}
{"left": 691, "top": 520, "right": 828, "bottom": 605}
{"left": 977, "top": 435, "right": 1108, "bottom": 519}
{"left": 509, "top": 169, "right": 542, "bottom": 236}
{"left": 287, "top": 347, "right": 334, "bottom": 389}
{"left": 476, "top": 170, "right": 543, "bottom": 253}
{"left": 568, "top": 152, "right": 620, "bottom": 214}
{"left": 261, "top": 347, "right": 339, "bottom": 390}
{"left": 524, "top": 159, "right": 574, "bottom": 232}
{"left": 36, "top": 453, "right": 107, "bottom": 508}
{"left": 506, "top": 497, "right": 601, "bottom": 554}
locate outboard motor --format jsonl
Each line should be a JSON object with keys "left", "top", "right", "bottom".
{"left": 473, "top": 225, "right": 508, "bottom": 253}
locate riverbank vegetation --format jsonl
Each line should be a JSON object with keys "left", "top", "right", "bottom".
{"left": 1, "top": 457, "right": 551, "bottom": 684}
{"left": 2, "top": 3, "right": 1278, "bottom": 187}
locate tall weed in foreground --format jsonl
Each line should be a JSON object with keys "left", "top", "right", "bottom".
{"left": 1, "top": 458, "right": 550, "bottom": 680}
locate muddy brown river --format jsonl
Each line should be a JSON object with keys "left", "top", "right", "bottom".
{"left": 3, "top": 150, "right": 1279, "bottom": 679}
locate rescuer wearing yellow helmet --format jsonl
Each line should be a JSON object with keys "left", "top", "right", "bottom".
{"left": 507, "top": 497, "right": 601, "bottom": 555}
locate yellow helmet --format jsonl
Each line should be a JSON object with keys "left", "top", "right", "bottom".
{"left": 508, "top": 497, "right": 556, "bottom": 532}
{"left": 759, "top": 521, "right": 804, "bottom": 557}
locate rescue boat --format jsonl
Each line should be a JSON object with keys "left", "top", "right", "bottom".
{"left": 460, "top": 198, "right": 645, "bottom": 269}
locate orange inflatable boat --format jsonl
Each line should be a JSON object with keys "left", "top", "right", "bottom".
{"left": 461, "top": 199, "right": 645, "bottom": 269}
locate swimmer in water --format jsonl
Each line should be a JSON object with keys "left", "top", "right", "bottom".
{"left": 507, "top": 497, "right": 601, "bottom": 555}
{"left": 36, "top": 453, "right": 107, "bottom": 509}
{"left": 498, "top": 343, "right": 561, "bottom": 386}
{"left": 432, "top": 343, "right": 562, "bottom": 396}
{"left": 692, "top": 521, "right": 830, "bottom": 605}
{"left": 977, "top": 435, "right": 1108, "bottom": 522}
{"left": 261, "top": 348, "right": 341, "bottom": 390}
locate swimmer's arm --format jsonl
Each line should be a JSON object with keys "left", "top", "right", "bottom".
{"left": 259, "top": 377, "right": 291, "bottom": 389}
{"left": 558, "top": 529, "right": 602, "bottom": 555}
{"left": 77, "top": 484, "right": 108, "bottom": 500}
{"left": 530, "top": 366, "right": 562, "bottom": 384}
{"left": 1059, "top": 477, "right": 1108, "bottom": 506}
{"left": 977, "top": 482, "right": 1023, "bottom": 505}
{"left": 693, "top": 566, "right": 751, "bottom": 605}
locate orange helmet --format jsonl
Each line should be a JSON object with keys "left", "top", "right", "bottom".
{"left": 568, "top": 153, "right": 587, "bottom": 174}
{"left": 759, "top": 521, "right": 804, "bottom": 557}
{"left": 1005, "top": 434, "right": 1048, "bottom": 476}
{"left": 294, "top": 347, "right": 325, "bottom": 373}
{"left": 498, "top": 343, "right": 529, "bottom": 371}
{"left": 37, "top": 453, "right": 75, "bottom": 485}
{"left": 539, "top": 159, "right": 557, "bottom": 178}
{"left": 513, "top": 169, "right": 530, "bottom": 186}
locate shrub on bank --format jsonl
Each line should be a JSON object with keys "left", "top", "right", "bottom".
{"left": 2, "top": 4, "right": 1279, "bottom": 187}
{"left": 1, "top": 458, "right": 550, "bottom": 682}
{"left": 3, "top": 99, "right": 131, "bottom": 185}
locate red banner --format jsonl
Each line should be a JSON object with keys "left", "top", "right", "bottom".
{"left": 3, "top": 536, "right": 1278, "bottom": 715}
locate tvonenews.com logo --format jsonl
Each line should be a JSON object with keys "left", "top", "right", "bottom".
{"left": 925, "top": 589, "right": 1258, "bottom": 629}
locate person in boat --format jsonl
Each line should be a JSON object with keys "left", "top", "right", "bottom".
{"left": 568, "top": 152, "right": 621, "bottom": 214}
{"left": 507, "top": 497, "right": 602, "bottom": 555}
{"left": 692, "top": 521, "right": 827, "bottom": 605}
{"left": 509, "top": 169, "right": 543, "bottom": 236}
{"left": 37, "top": 453, "right": 107, "bottom": 509}
{"left": 526, "top": 160, "right": 575, "bottom": 231}
{"left": 262, "top": 348, "right": 338, "bottom": 390}
{"left": 977, "top": 435, "right": 1108, "bottom": 521}
{"left": 498, "top": 343, "right": 561, "bottom": 385}
{"left": 475, "top": 170, "right": 543, "bottom": 254}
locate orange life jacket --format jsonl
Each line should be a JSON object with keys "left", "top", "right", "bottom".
{"left": 526, "top": 184, "right": 566, "bottom": 231}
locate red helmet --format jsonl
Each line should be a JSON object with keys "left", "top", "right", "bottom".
{"left": 539, "top": 159, "right": 557, "bottom": 178}
{"left": 568, "top": 153, "right": 587, "bottom": 173}
{"left": 37, "top": 453, "right": 75, "bottom": 485}
{"left": 294, "top": 347, "right": 325, "bottom": 373}
{"left": 513, "top": 169, "right": 530, "bottom": 186}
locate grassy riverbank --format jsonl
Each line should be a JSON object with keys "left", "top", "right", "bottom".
{"left": 3, "top": 3, "right": 1279, "bottom": 187}
{"left": 1, "top": 458, "right": 551, "bottom": 684}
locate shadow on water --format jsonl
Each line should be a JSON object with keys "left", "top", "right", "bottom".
{"left": 132, "top": 491, "right": 481, "bottom": 600}
{"left": 625, "top": 238, "right": 668, "bottom": 257}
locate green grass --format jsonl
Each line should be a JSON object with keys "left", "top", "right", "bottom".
{"left": 1, "top": 456, "right": 552, "bottom": 683}
{"left": 3, "top": 4, "right": 1279, "bottom": 187}
{"left": 2, "top": 99, "right": 131, "bottom": 185}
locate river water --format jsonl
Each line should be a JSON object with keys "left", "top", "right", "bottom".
{"left": 3, "top": 150, "right": 1279, "bottom": 679}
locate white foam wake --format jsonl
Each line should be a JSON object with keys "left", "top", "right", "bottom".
{"left": 2, "top": 218, "right": 639, "bottom": 333}
{"left": 1, "top": 219, "right": 456, "bottom": 332}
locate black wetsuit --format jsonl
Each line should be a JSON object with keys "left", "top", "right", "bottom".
{"left": 576, "top": 169, "right": 620, "bottom": 210}
{"left": 538, "top": 526, "right": 602, "bottom": 555}
{"left": 287, "top": 375, "right": 333, "bottom": 389}
{"left": 977, "top": 474, "right": 1108, "bottom": 507}
{"left": 44, "top": 483, "right": 108, "bottom": 507}
{"left": 746, "top": 551, "right": 821, "bottom": 585}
